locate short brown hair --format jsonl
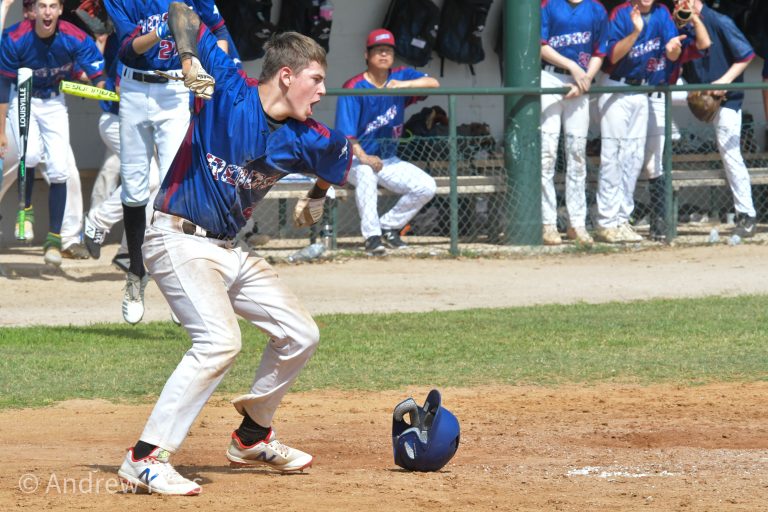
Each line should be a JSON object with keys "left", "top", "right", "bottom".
{"left": 258, "top": 32, "right": 327, "bottom": 82}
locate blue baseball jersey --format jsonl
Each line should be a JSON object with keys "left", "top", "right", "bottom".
{"left": 682, "top": 4, "right": 755, "bottom": 111}
{"left": 335, "top": 67, "right": 427, "bottom": 159}
{"left": 648, "top": 22, "right": 704, "bottom": 86}
{"left": 104, "top": 0, "right": 228, "bottom": 71}
{"left": 540, "top": 0, "right": 609, "bottom": 70}
{"left": 100, "top": 33, "right": 120, "bottom": 115}
{"left": 0, "top": 19, "right": 104, "bottom": 100}
{"left": 154, "top": 27, "right": 351, "bottom": 238}
{"left": 602, "top": 2, "right": 678, "bottom": 83}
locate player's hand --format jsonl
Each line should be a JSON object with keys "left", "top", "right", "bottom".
{"left": 95, "top": 80, "right": 106, "bottom": 89}
{"left": 570, "top": 66, "right": 591, "bottom": 94}
{"left": 293, "top": 195, "right": 325, "bottom": 228}
{"left": 666, "top": 34, "right": 686, "bottom": 60}
{"left": 155, "top": 21, "right": 171, "bottom": 40}
{"left": 181, "top": 56, "right": 215, "bottom": 100}
{"left": 385, "top": 79, "right": 404, "bottom": 89}
{"left": 564, "top": 83, "right": 582, "bottom": 99}
{"left": 0, "top": 132, "right": 8, "bottom": 158}
{"left": 362, "top": 154, "right": 383, "bottom": 172}
{"left": 630, "top": 5, "right": 644, "bottom": 33}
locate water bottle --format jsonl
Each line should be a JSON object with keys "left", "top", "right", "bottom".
{"left": 321, "top": 223, "right": 333, "bottom": 249}
{"left": 728, "top": 234, "right": 741, "bottom": 246}
{"left": 708, "top": 228, "right": 719, "bottom": 244}
{"left": 287, "top": 243, "right": 325, "bottom": 263}
{"left": 319, "top": 0, "right": 334, "bottom": 21}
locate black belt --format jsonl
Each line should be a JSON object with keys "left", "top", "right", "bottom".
{"left": 32, "top": 90, "right": 60, "bottom": 99}
{"left": 124, "top": 69, "right": 169, "bottom": 84}
{"left": 541, "top": 64, "right": 571, "bottom": 75}
{"left": 609, "top": 75, "right": 646, "bottom": 86}
{"left": 180, "top": 219, "right": 232, "bottom": 240}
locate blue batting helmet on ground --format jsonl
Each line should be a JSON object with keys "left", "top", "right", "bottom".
{"left": 392, "top": 389, "right": 460, "bottom": 472}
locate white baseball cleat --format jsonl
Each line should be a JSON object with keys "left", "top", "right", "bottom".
{"left": 118, "top": 447, "right": 201, "bottom": 496}
{"left": 123, "top": 272, "right": 149, "bottom": 325}
{"left": 226, "top": 430, "right": 313, "bottom": 472}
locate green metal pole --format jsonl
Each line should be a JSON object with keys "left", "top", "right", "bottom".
{"left": 448, "top": 94, "right": 459, "bottom": 255}
{"left": 504, "top": 0, "right": 541, "bottom": 245}
{"left": 663, "top": 88, "right": 675, "bottom": 239}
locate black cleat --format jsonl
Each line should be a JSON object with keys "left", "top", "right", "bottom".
{"left": 382, "top": 229, "right": 408, "bottom": 249}
{"left": 734, "top": 213, "right": 757, "bottom": 238}
{"left": 364, "top": 235, "right": 387, "bottom": 256}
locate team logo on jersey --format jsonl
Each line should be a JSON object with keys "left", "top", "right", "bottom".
{"left": 363, "top": 105, "right": 398, "bottom": 136}
{"left": 90, "top": 60, "right": 103, "bottom": 69}
{"left": 629, "top": 38, "right": 661, "bottom": 60}
{"left": 206, "top": 153, "right": 281, "bottom": 191}
{"left": 646, "top": 57, "right": 666, "bottom": 73}
{"left": 548, "top": 31, "right": 592, "bottom": 49}
{"left": 578, "top": 52, "right": 591, "bottom": 70}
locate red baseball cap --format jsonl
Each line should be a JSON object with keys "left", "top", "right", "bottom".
{"left": 366, "top": 29, "right": 396, "bottom": 49}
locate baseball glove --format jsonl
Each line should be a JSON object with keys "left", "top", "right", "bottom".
{"left": 687, "top": 91, "right": 722, "bottom": 123}
{"left": 293, "top": 195, "right": 325, "bottom": 228}
{"left": 155, "top": 57, "right": 215, "bottom": 100}
{"left": 672, "top": 1, "right": 693, "bottom": 28}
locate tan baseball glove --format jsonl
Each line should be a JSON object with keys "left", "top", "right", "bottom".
{"left": 155, "top": 56, "right": 215, "bottom": 100}
{"left": 687, "top": 91, "right": 723, "bottom": 124}
{"left": 293, "top": 195, "right": 325, "bottom": 228}
{"left": 672, "top": 0, "right": 693, "bottom": 28}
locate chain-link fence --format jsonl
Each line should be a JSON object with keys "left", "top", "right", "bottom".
{"left": 239, "top": 90, "right": 768, "bottom": 254}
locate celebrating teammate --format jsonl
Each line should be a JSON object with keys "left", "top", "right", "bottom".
{"left": 594, "top": 0, "right": 680, "bottom": 243}
{"left": 0, "top": 0, "right": 104, "bottom": 265}
{"left": 102, "top": 0, "right": 233, "bottom": 324}
{"left": 115, "top": 3, "right": 351, "bottom": 496}
{"left": 539, "top": 0, "right": 608, "bottom": 246}
{"left": 334, "top": 29, "right": 437, "bottom": 255}
{"left": 642, "top": 0, "right": 710, "bottom": 242}
{"left": 682, "top": 0, "right": 757, "bottom": 238}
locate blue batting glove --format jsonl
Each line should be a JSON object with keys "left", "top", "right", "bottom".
{"left": 155, "top": 21, "right": 170, "bottom": 39}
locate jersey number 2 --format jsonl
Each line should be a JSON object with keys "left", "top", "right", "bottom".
{"left": 159, "top": 40, "right": 178, "bottom": 60}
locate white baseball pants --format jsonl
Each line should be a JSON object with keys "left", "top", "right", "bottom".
{"left": 139, "top": 219, "right": 319, "bottom": 452}
{"left": 346, "top": 156, "right": 436, "bottom": 239}
{"left": 88, "top": 111, "right": 161, "bottom": 234}
{"left": 596, "top": 77, "right": 649, "bottom": 228}
{"left": 715, "top": 107, "right": 755, "bottom": 217}
{"left": 91, "top": 111, "right": 121, "bottom": 208}
{"left": 540, "top": 69, "right": 590, "bottom": 227}
{"left": 118, "top": 68, "right": 190, "bottom": 207}
{"left": 643, "top": 93, "right": 666, "bottom": 180}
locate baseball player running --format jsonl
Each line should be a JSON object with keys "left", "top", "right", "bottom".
{"left": 594, "top": 0, "right": 680, "bottom": 243}
{"left": 115, "top": 3, "right": 351, "bottom": 496}
{"left": 102, "top": 0, "right": 232, "bottom": 324}
{"left": 642, "top": 0, "right": 710, "bottom": 242}
{"left": 540, "top": 0, "right": 609, "bottom": 246}
{"left": 0, "top": 0, "right": 104, "bottom": 265}
{"left": 682, "top": 0, "right": 757, "bottom": 237}
{"left": 335, "top": 29, "right": 437, "bottom": 255}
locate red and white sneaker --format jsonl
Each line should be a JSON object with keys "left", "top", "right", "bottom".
{"left": 226, "top": 429, "right": 313, "bottom": 472}
{"left": 117, "top": 446, "right": 201, "bottom": 496}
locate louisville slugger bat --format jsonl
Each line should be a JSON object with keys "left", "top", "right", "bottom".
{"left": 59, "top": 80, "right": 119, "bottom": 102}
{"left": 16, "top": 68, "right": 32, "bottom": 240}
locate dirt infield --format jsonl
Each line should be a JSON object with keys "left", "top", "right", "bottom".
{"left": 2, "top": 243, "right": 768, "bottom": 510}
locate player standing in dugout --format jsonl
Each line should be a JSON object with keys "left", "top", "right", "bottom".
{"left": 0, "top": 0, "right": 104, "bottom": 265}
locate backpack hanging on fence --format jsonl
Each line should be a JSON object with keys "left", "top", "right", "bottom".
{"left": 435, "top": 0, "right": 494, "bottom": 76}
{"left": 382, "top": 0, "right": 440, "bottom": 67}
{"left": 276, "top": 0, "right": 334, "bottom": 53}
{"left": 215, "top": 0, "right": 275, "bottom": 61}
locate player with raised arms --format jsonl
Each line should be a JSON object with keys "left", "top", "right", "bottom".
{"left": 115, "top": 2, "right": 351, "bottom": 496}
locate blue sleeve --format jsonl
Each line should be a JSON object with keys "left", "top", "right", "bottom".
{"left": 196, "top": 25, "right": 244, "bottom": 98}
{"left": 400, "top": 67, "right": 426, "bottom": 81}
{"left": 268, "top": 120, "right": 352, "bottom": 186}
{"left": 720, "top": 16, "right": 754, "bottom": 62}
{"left": 540, "top": 2, "right": 550, "bottom": 44}
{"left": 193, "top": 0, "right": 228, "bottom": 39}
{"left": 334, "top": 95, "right": 361, "bottom": 140}
{"left": 74, "top": 35, "right": 106, "bottom": 82}
{"left": 593, "top": 7, "right": 609, "bottom": 56}
{"left": 605, "top": 9, "right": 630, "bottom": 60}
{"left": 102, "top": 0, "right": 138, "bottom": 46}
{"left": 0, "top": 34, "right": 19, "bottom": 81}
{"left": 659, "top": 7, "right": 678, "bottom": 48}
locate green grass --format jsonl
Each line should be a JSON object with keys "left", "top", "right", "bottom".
{"left": 1, "top": 295, "right": 767, "bottom": 409}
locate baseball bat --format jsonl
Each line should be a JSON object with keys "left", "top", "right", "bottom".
{"left": 16, "top": 68, "right": 32, "bottom": 240}
{"left": 59, "top": 80, "right": 119, "bottom": 102}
